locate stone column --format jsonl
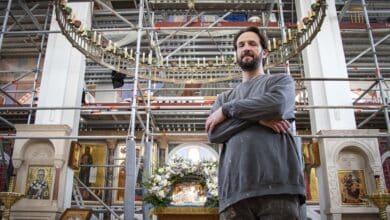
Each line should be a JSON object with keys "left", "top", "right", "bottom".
{"left": 11, "top": 2, "right": 92, "bottom": 219}
{"left": 295, "top": 0, "right": 356, "bottom": 133}
{"left": 295, "top": 1, "right": 382, "bottom": 219}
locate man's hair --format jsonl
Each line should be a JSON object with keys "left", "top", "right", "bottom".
{"left": 233, "top": 26, "right": 268, "bottom": 51}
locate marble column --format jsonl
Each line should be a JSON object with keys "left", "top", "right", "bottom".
{"left": 11, "top": 2, "right": 92, "bottom": 219}
{"left": 295, "top": 1, "right": 382, "bottom": 219}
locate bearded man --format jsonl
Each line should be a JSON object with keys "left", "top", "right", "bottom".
{"left": 206, "top": 26, "right": 306, "bottom": 220}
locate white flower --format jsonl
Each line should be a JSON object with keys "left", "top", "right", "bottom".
{"left": 145, "top": 159, "right": 219, "bottom": 206}
{"left": 154, "top": 175, "right": 162, "bottom": 182}
{"left": 157, "top": 190, "right": 166, "bottom": 198}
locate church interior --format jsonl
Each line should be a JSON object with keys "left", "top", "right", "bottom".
{"left": 0, "top": 0, "right": 389, "bottom": 219}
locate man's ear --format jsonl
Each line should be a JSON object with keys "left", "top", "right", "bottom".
{"left": 261, "top": 49, "right": 268, "bottom": 58}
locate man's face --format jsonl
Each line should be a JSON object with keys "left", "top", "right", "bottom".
{"left": 236, "top": 31, "right": 266, "bottom": 71}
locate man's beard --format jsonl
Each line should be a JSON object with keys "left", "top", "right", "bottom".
{"left": 237, "top": 51, "right": 262, "bottom": 71}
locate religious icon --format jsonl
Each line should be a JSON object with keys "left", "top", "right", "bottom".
{"left": 171, "top": 181, "right": 207, "bottom": 206}
{"left": 60, "top": 208, "right": 92, "bottom": 220}
{"left": 75, "top": 144, "right": 106, "bottom": 201}
{"left": 338, "top": 170, "right": 368, "bottom": 205}
{"left": 25, "top": 166, "right": 54, "bottom": 200}
{"left": 68, "top": 141, "right": 81, "bottom": 170}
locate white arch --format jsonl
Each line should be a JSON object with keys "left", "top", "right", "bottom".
{"left": 381, "top": 150, "right": 390, "bottom": 164}
{"left": 332, "top": 140, "right": 376, "bottom": 166}
{"left": 168, "top": 143, "right": 218, "bottom": 162}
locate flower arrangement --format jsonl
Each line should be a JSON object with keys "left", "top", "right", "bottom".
{"left": 143, "top": 158, "right": 218, "bottom": 208}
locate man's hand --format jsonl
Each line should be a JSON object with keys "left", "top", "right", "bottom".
{"left": 205, "top": 107, "right": 226, "bottom": 133}
{"left": 259, "top": 119, "right": 290, "bottom": 133}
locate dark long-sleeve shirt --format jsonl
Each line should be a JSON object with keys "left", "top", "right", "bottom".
{"left": 208, "top": 73, "right": 306, "bottom": 213}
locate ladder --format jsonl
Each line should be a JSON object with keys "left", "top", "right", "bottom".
{"left": 72, "top": 178, "right": 85, "bottom": 207}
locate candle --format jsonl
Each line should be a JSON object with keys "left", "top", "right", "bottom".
{"left": 197, "top": 58, "right": 200, "bottom": 67}
{"left": 221, "top": 56, "right": 225, "bottom": 64}
{"left": 179, "top": 57, "right": 182, "bottom": 67}
{"left": 97, "top": 33, "right": 101, "bottom": 46}
{"left": 288, "top": 29, "right": 292, "bottom": 41}
{"left": 148, "top": 51, "right": 152, "bottom": 64}
{"left": 203, "top": 57, "right": 206, "bottom": 67}
{"left": 108, "top": 40, "right": 112, "bottom": 51}
{"left": 166, "top": 57, "right": 169, "bottom": 66}
{"left": 79, "top": 24, "right": 85, "bottom": 33}
{"left": 216, "top": 56, "right": 219, "bottom": 65}
{"left": 282, "top": 30, "right": 287, "bottom": 44}
{"left": 268, "top": 40, "right": 272, "bottom": 51}
{"left": 113, "top": 43, "right": 117, "bottom": 54}
{"left": 130, "top": 49, "right": 133, "bottom": 58}
{"left": 297, "top": 22, "right": 302, "bottom": 33}
{"left": 233, "top": 55, "right": 237, "bottom": 63}
{"left": 124, "top": 47, "right": 128, "bottom": 57}
{"left": 184, "top": 57, "right": 187, "bottom": 67}
{"left": 92, "top": 31, "right": 97, "bottom": 43}
{"left": 273, "top": 38, "right": 277, "bottom": 49}
{"left": 142, "top": 52, "right": 145, "bottom": 63}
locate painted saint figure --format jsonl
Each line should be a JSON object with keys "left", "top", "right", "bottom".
{"left": 79, "top": 146, "right": 93, "bottom": 186}
{"left": 27, "top": 168, "right": 50, "bottom": 199}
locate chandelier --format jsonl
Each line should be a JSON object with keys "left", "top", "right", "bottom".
{"left": 55, "top": 0, "right": 327, "bottom": 84}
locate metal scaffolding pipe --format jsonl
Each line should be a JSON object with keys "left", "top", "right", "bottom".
{"left": 7, "top": 3, "right": 39, "bottom": 31}
{"left": 1, "top": 25, "right": 284, "bottom": 35}
{"left": 75, "top": 177, "right": 120, "bottom": 219}
{"left": 1, "top": 132, "right": 389, "bottom": 139}
{"left": 157, "top": 11, "right": 205, "bottom": 46}
{"left": 0, "top": 135, "right": 132, "bottom": 139}
{"left": 346, "top": 34, "right": 390, "bottom": 66}
{"left": 361, "top": 0, "right": 390, "bottom": 134}
{"left": 353, "top": 81, "right": 378, "bottom": 104}
{"left": 0, "top": 116, "right": 15, "bottom": 129}
{"left": 338, "top": 0, "right": 351, "bottom": 22}
{"left": 124, "top": 0, "right": 145, "bottom": 218}
{"left": 0, "top": 104, "right": 387, "bottom": 111}
{"left": 94, "top": 0, "right": 135, "bottom": 28}
{"left": 0, "top": 87, "right": 22, "bottom": 106}
{"left": 150, "top": 132, "right": 390, "bottom": 138}
{"left": 357, "top": 106, "right": 384, "bottom": 128}
{"left": 0, "top": 0, "right": 13, "bottom": 51}
{"left": 28, "top": 3, "right": 51, "bottom": 124}
{"left": 18, "top": 0, "right": 42, "bottom": 30}
{"left": 165, "top": 11, "right": 232, "bottom": 59}
{"left": 1, "top": 71, "right": 34, "bottom": 90}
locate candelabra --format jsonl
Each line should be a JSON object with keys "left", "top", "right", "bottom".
{"left": 0, "top": 177, "right": 24, "bottom": 220}
{"left": 55, "top": 0, "right": 327, "bottom": 83}
{"left": 366, "top": 175, "right": 390, "bottom": 220}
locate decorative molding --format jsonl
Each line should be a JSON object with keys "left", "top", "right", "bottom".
{"left": 327, "top": 165, "right": 341, "bottom": 207}
{"left": 32, "top": 151, "right": 50, "bottom": 159}
{"left": 12, "top": 159, "right": 23, "bottom": 169}
{"left": 54, "top": 159, "right": 65, "bottom": 169}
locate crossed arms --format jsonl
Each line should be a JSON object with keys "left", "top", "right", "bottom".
{"left": 206, "top": 74, "right": 295, "bottom": 143}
